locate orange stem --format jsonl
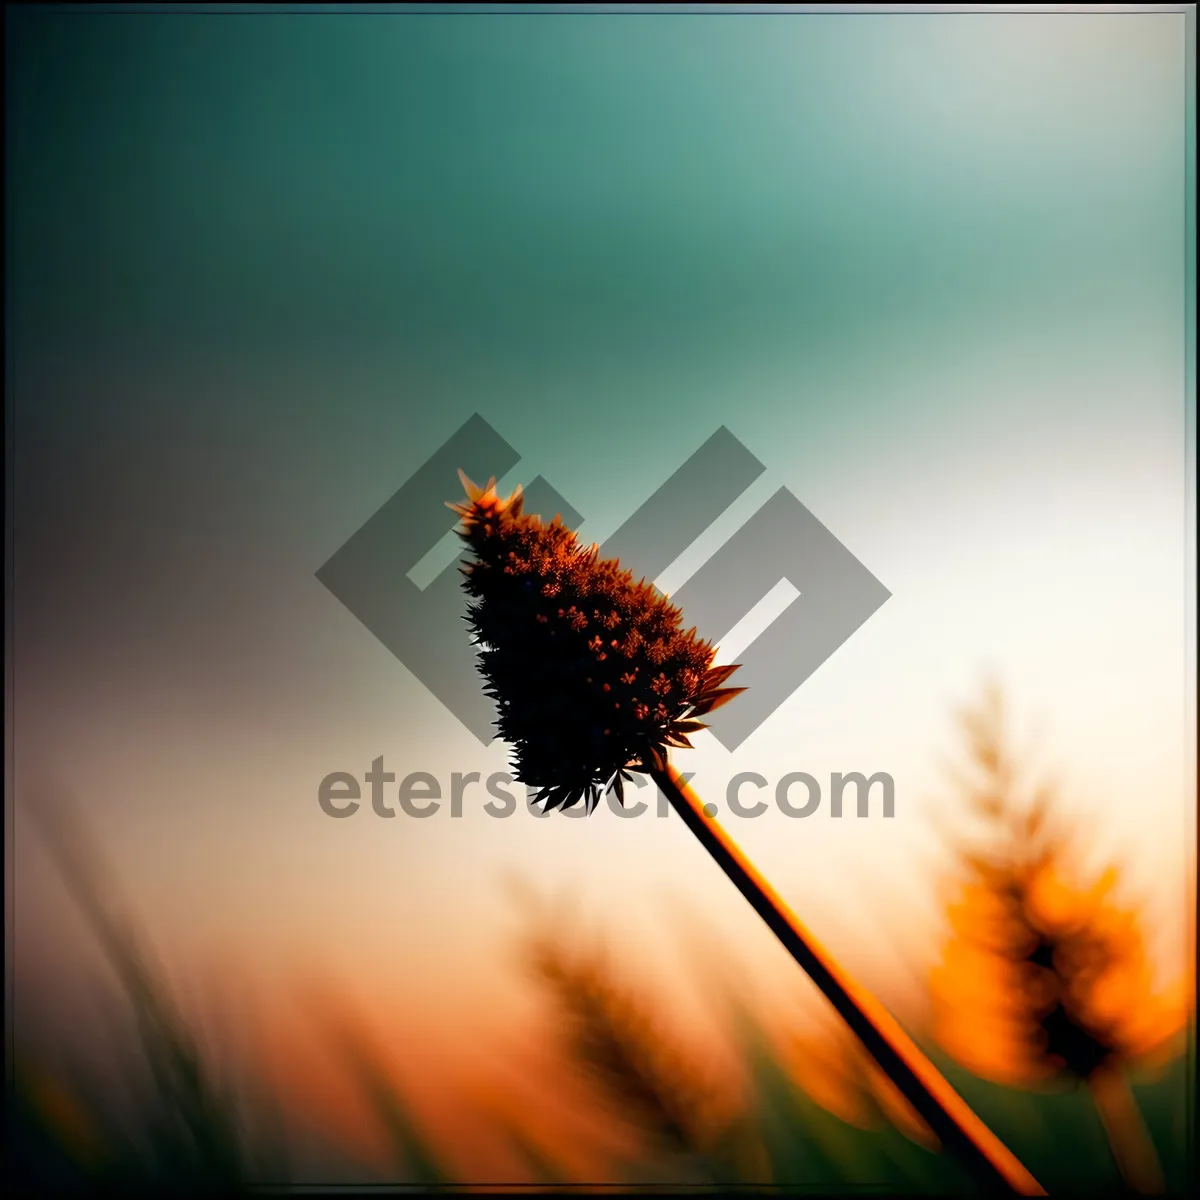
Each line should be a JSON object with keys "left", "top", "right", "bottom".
{"left": 1089, "top": 1065, "right": 1165, "bottom": 1194}
{"left": 652, "top": 762, "right": 1045, "bottom": 1196}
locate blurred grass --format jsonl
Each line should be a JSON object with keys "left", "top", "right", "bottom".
{"left": 319, "top": 1009, "right": 451, "bottom": 1188}
{"left": 11, "top": 702, "right": 1194, "bottom": 1194}
{"left": 11, "top": 789, "right": 284, "bottom": 1194}
{"left": 518, "top": 913, "right": 762, "bottom": 1186}
{"left": 10, "top": 869, "right": 1192, "bottom": 1193}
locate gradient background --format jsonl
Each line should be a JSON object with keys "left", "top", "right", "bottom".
{"left": 6, "top": 2, "right": 1195, "bottom": 1179}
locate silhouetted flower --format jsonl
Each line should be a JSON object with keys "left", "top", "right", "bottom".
{"left": 452, "top": 486, "right": 1039, "bottom": 1195}
{"left": 449, "top": 471, "right": 743, "bottom": 813}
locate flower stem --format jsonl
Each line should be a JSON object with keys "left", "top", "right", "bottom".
{"left": 651, "top": 761, "right": 1044, "bottom": 1196}
{"left": 1089, "top": 1065, "right": 1165, "bottom": 1194}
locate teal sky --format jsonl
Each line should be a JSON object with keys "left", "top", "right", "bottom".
{"left": 7, "top": 5, "right": 1194, "bottom": 1081}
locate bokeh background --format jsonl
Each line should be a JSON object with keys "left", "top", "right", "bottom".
{"left": 6, "top": 3, "right": 1194, "bottom": 1190}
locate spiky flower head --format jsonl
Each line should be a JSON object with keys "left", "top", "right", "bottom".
{"left": 448, "top": 470, "right": 744, "bottom": 813}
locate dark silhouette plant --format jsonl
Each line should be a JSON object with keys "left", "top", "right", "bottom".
{"left": 450, "top": 472, "right": 1045, "bottom": 1196}
{"left": 449, "top": 471, "right": 742, "bottom": 814}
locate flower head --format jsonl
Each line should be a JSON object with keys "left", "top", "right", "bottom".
{"left": 449, "top": 470, "right": 744, "bottom": 813}
{"left": 932, "top": 850, "right": 1186, "bottom": 1088}
{"left": 929, "top": 686, "right": 1189, "bottom": 1089}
